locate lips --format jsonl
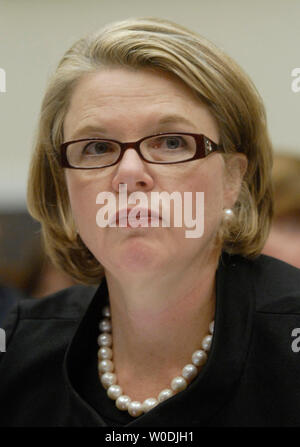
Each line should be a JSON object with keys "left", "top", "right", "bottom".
{"left": 109, "top": 207, "right": 161, "bottom": 226}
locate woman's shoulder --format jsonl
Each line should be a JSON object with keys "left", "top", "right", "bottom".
{"left": 0, "top": 284, "right": 97, "bottom": 351}
{"left": 220, "top": 252, "right": 300, "bottom": 313}
{"left": 0, "top": 285, "right": 25, "bottom": 326}
{"left": 0, "top": 284, "right": 98, "bottom": 424}
{"left": 232, "top": 253, "right": 300, "bottom": 313}
{"left": 15, "top": 284, "right": 97, "bottom": 321}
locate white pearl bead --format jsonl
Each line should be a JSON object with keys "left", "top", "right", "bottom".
{"left": 192, "top": 349, "right": 207, "bottom": 367}
{"left": 116, "top": 395, "right": 131, "bottom": 411}
{"left": 182, "top": 364, "right": 198, "bottom": 382}
{"left": 157, "top": 388, "right": 174, "bottom": 403}
{"left": 98, "top": 347, "right": 112, "bottom": 360}
{"left": 209, "top": 321, "right": 214, "bottom": 334}
{"left": 171, "top": 376, "right": 187, "bottom": 393}
{"left": 97, "top": 333, "right": 112, "bottom": 347}
{"left": 107, "top": 384, "right": 123, "bottom": 400}
{"left": 142, "top": 398, "right": 158, "bottom": 413}
{"left": 128, "top": 401, "right": 144, "bottom": 417}
{"left": 100, "top": 372, "right": 117, "bottom": 389}
{"left": 102, "top": 305, "right": 111, "bottom": 318}
{"left": 202, "top": 334, "right": 213, "bottom": 352}
{"left": 98, "top": 359, "right": 114, "bottom": 373}
{"left": 99, "top": 318, "right": 112, "bottom": 332}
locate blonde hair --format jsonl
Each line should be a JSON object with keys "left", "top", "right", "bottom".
{"left": 27, "top": 17, "right": 273, "bottom": 284}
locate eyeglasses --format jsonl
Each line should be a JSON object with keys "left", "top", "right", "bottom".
{"left": 60, "top": 132, "right": 223, "bottom": 169}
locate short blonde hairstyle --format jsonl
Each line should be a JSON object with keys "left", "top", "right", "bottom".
{"left": 27, "top": 17, "right": 273, "bottom": 284}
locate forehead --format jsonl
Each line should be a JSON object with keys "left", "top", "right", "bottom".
{"left": 69, "top": 66, "right": 199, "bottom": 104}
{"left": 63, "top": 67, "right": 218, "bottom": 140}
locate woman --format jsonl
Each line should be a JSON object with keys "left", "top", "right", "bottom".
{"left": 1, "top": 17, "right": 300, "bottom": 427}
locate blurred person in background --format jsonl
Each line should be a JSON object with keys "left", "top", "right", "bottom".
{"left": 0, "top": 214, "right": 76, "bottom": 298}
{"left": 0, "top": 220, "right": 25, "bottom": 325}
{"left": 0, "top": 216, "right": 76, "bottom": 324}
{"left": 263, "top": 153, "right": 300, "bottom": 268}
{"left": 17, "top": 236, "right": 77, "bottom": 298}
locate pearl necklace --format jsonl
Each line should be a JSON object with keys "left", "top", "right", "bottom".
{"left": 97, "top": 305, "right": 214, "bottom": 418}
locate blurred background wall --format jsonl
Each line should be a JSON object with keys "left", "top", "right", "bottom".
{"left": 0, "top": 0, "right": 299, "bottom": 295}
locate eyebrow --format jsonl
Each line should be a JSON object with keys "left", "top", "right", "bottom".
{"left": 69, "top": 114, "right": 197, "bottom": 140}
{"left": 156, "top": 114, "right": 197, "bottom": 129}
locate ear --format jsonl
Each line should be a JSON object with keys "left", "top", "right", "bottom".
{"left": 223, "top": 153, "right": 248, "bottom": 208}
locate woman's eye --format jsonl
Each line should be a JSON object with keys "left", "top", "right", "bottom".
{"left": 153, "top": 136, "right": 186, "bottom": 150}
{"left": 83, "top": 141, "right": 111, "bottom": 155}
{"left": 165, "top": 137, "right": 182, "bottom": 149}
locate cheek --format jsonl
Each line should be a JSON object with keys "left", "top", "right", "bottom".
{"left": 65, "top": 172, "right": 102, "bottom": 232}
{"left": 182, "top": 164, "right": 224, "bottom": 226}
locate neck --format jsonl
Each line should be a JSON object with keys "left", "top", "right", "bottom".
{"left": 102, "top": 248, "right": 219, "bottom": 401}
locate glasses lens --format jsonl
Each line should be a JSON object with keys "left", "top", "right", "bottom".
{"left": 66, "top": 140, "right": 120, "bottom": 168}
{"left": 140, "top": 134, "right": 196, "bottom": 163}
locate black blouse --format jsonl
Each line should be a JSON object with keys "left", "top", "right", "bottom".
{"left": 1, "top": 252, "right": 300, "bottom": 427}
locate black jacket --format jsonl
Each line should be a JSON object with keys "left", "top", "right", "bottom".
{"left": 0, "top": 252, "right": 300, "bottom": 427}
{"left": 0, "top": 285, "right": 24, "bottom": 326}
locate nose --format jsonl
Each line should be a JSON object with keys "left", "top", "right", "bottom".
{"left": 111, "top": 148, "right": 154, "bottom": 194}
